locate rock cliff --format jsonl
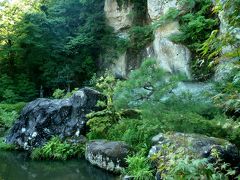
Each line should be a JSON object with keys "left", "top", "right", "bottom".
{"left": 104, "top": 0, "right": 192, "bottom": 79}
{"left": 104, "top": 0, "right": 239, "bottom": 81}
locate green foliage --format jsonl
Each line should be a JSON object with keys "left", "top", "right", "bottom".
{"left": 87, "top": 74, "right": 120, "bottom": 139}
{"left": 152, "top": 8, "right": 180, "bottom": 29}
{"left": 52, "top": 89, "right": 65, "bottom": 99}
{"left": 107, "top": 59, "right": 240, "bottom": 148}
{"left": 213, "top": 64, "right": 240, "bottom": 117}
{"left": 31, "top": 137, "right": 85, "bottom": 161}
{"left": 0, "top": 109, "right": 18, "bottom": 129}
{"left": 0, "top": 102, "right": 25, "bottom": 129}
{"left": 151, "top": 146, "right": 238, "bottom": 179}
{"left": 168, "top": 0, "right": 219, "bottom": 81}
{"left": 114, "top": 58, "right": 181, "bottom": 110}
{"left": 0, "top": 102, "right": 26, "bottom": 114}
{"left": 0, "top": 74, "right": 36, "bottom": 103}
{"left": 0, "top": 138, "right": 16, "bottom": 151}
{"left": 0, "top": 0, "right": 118, "bottom": 100}
{"left": 123, "top": 153, "right": 154, "bottom": 180}
{"left": 128, "top": 26, "right": 153, "bottom": 53}
{"left": 201, "top": 0, "right": 240, "bottom": 64}
{"left": 52, "top": 88, "right": 80, "bottom": 99}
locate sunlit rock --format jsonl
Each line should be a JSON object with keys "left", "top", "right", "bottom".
{"left": 104, "top": 0, "right": 133, "bottom": 32}
{"left": 153, "top": 22, "right": 191, "bottom": 78}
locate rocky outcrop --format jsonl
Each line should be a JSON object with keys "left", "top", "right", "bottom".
{"left": 148, "top": 0, "right": 179, "bottom": 21}
{"left": 104, "top": 0, "right": 192, "bottom": 79}
{"left": 153, "top": 22, "right": 191, "bottom": 78}
{"left": 149, "top": 132, "right": 240, "bottom": 169}
{"left": 85, "top": 140, "right": 130, "bottom": 173}
{"left": 104, "top": 0, "right": 133, "bottom": 32}
{"left": 104, "top": 0, "right": 239, "bottom": 82}
{"left": 111, "top": 45, "right": 155, "bottom": 79}
{"left": 111, "top": 52, "right": 128, "bottom": 78}
{"left": 6, "top": 88, "right": 105, "bottom": 150}
{"left": 211, "top": 0, "right": 240, "bottom": 81}
{"left": 147, "top": 1, "right": 192, "bottom": 78}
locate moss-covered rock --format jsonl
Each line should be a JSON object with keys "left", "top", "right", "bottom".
{"left": 149, "top": 132, "right": 240, "bottom": 171}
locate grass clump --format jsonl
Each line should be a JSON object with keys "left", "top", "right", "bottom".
{"left": 31, "top": 137, "right": 85, "bottom": 161}
{"left": 123, "top": 153, "right": 154, "bottom": 180}
{"left": 0, "top": 138, "right": 16, "bottom": 151}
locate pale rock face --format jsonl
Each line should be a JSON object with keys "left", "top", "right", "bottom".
{"left": 112, "top": 52, "right": 127, "bottom": 78}
{"left": 147, "top": 0, "right": 178, "bottom": 20}
{"left": 104, "top": 0, "right": 133, "bottom": 32}
{"left": 153, "top": 22, "right": 191, "bottom": 78}
{"left": 147, "top": 1, "right": 192, "bottom": 78}
{"left": 111, "top": 44, "right": 155, "bottom": 78}
{"left": 218, "top": 11, "right": 234, "bottom": 54}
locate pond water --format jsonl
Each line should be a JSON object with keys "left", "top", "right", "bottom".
{"left": 0, "top": 151, "right": 118, "bottom": 180}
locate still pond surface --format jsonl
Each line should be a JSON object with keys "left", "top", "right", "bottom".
{"left": 0, "top": 151, "right": 118, "bottom": 180}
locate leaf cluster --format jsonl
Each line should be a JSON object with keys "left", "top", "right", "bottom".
{"left": 31, "top": 137, "right": 85, "bottom": 160}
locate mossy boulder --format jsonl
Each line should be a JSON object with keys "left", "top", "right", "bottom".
{"left": 149, "top": 132, "right": 240, "bottom": 168}
{"left": 85, "top": 140, "right": 131, "bottom": 173}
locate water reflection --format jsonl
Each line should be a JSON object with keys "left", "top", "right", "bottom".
{"left": 0, "top": 151, "right": 118, "bottom": 180}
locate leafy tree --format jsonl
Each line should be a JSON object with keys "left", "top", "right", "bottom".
{"left": 0, "top": 0, "right": 117, "bottom": 100}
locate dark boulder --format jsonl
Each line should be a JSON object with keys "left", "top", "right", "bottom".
{"left": 85, "top": 140, "right": 130, "bottom": 173}
{"left": 6, "top": 87, "right": 105, "bottom": 150}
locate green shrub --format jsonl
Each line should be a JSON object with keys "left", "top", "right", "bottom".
{"left": 123, "top": 153, "right": 154, "bottom": 180}
{"left": 128, "top": 25, "right": 153, "bottom": 52}
{"left": 0, "top": 109, "right": 18, "bottom": 129}
{"left": 108, "top": 102, "right": 240, "bottom": 149}
{"left": 152, "top": 0, "right": 220, "bottom": 81}
{"left": 114, "top": 58, "right": 181, "bottom": 110}
{"left": 0, "top": 102, "right": 26, "bottom": 114}
{"left": 87, "top": 74, "right": 120, "bottom": 139}
{"left": 170, "top": 0, "right": 219, "bottom": 81}
{"left": 0, "top": 102, "right": 25, "bottom": 129}
{"left": 0, "top": 138, "right": 16, "bottom": 151}
{"left": 150, "top": 145, "right": 238, "bottom": 179}
{"left": 152, "top": 8, "right": 180, "bottom": 29}
{"left": 52, "top": 89, "right": 65, "bottom": 99}
{"left": 203, "top": 0, "right": 240, "bottom": 63}
{"left": 108, "top": 118, "right": 149, "bottom": 152}
{"left": 31, "top": 137, "right": 85, "bottom": 161}
{"left": 101, "top": 59, "right": 240, "bottom": 150}
{"left": 0, "top": 74, "right": 37, "bottom": 103}
{"left": 213, "top": 64, "right": 240, "bottom": 117}
{"left": 52, "top": 88, "right": 79, "bottom": 99}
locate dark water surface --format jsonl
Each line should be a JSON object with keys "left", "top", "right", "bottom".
{"left": 0, "top": 151, "right": 118, "bottom": 180}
